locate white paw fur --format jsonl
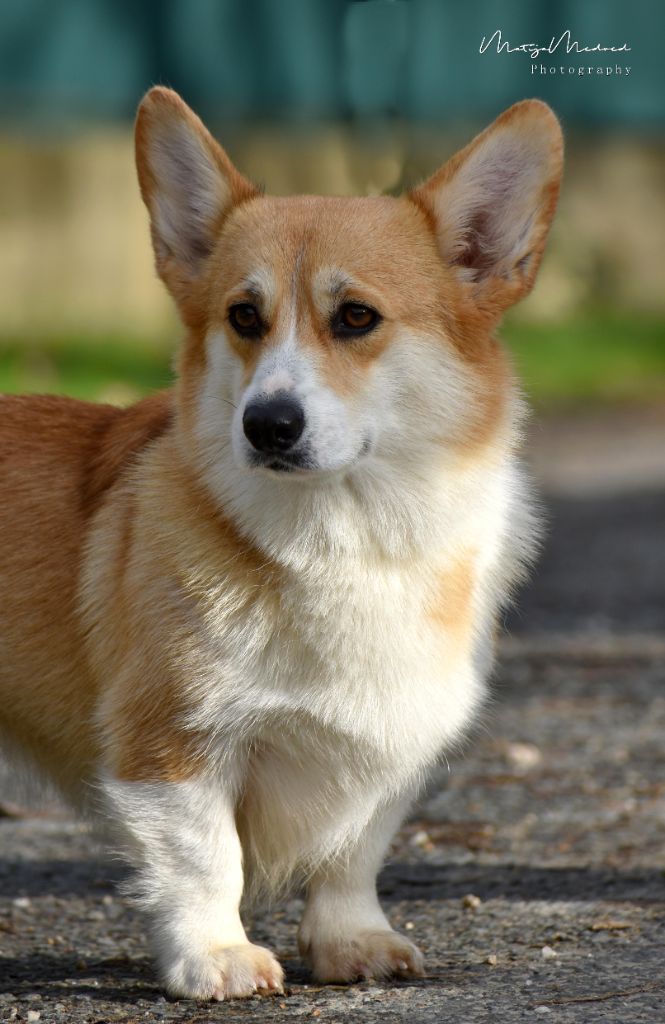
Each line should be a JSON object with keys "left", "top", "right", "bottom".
{"left": 163, "top": 943, "right": 284, "bottom": 1000}
{"left": 303, "top": 929, "right": 425, "bottom": 983}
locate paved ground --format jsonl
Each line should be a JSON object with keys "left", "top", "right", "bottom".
{"left": 1, "top": 409, "right": 664, "bottom": 1023}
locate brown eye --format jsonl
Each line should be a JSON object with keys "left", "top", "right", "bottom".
{"left": 229, "top": 303, "right": 262, "bottom": 337}
{"left": 333, "top": 303, "right": 381, "bottom": 337}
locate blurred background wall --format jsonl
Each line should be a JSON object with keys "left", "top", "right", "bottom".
{"left": 0, "top": 0, "right": 663, "bottom": 406}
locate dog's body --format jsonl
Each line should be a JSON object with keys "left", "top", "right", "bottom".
{"left": 0, "top": 91, "right": 562, "bottom": 999}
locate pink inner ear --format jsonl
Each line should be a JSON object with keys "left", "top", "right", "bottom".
{"left": 411, "top": 100, "right": 562, "bottom": 307}
{"left": 451, "top": 209, "right": 496, "bottom": 276}
{"left": 428, "top": 120, "right": 557, "bottom": 288}
{"left": 446, "top": 142, "right": 546, "bottom": 282}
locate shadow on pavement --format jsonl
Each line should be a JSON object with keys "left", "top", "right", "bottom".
{"left": 379, "top": 862, "right": 664, "bottom": 903}
{"left": 0, "top": 952, "right": 160, "bottom": 1003}
{"left": 1, "top": 853, "right": 661, "bottom": 905}
{"left": 0, "top": 853, "right": 125, "bottom": 898}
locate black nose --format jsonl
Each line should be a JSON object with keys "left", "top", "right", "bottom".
{"left": 243, "top": 395, "right": 305, "bottom": 453}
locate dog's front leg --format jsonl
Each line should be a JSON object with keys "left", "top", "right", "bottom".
{"left": 298, "top": 799, "right": 425, "bottom": 982}
{"left": 101, "top": 774, "right": 283, "bottom": 1000}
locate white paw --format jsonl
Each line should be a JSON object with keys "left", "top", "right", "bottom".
{"left": 164, "top": 942, "right": 284, "bottom": 1000}
{"left": 304, "top": 928, "right": 425, "bottom": 983}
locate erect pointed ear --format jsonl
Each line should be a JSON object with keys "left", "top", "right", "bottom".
{"left": 410, "top": 100, "right": 563, "bottom": 313}
{"left": 135, "top": 87, "right": 257, "bottom": 319}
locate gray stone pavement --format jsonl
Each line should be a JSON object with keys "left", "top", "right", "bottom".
{"left": 1, "top": 409, "right": 664, "bottom": 1023}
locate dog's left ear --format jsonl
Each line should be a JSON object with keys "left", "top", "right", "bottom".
{"left": 410, "top": 100, "right": 563, "bottom": 312}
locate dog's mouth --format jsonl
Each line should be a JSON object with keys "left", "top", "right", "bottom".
{"left": 245, "top": 436, "right": 373, "bottom": 478}
{"left": 264, "top": 457, "right": 305, "bottom": 473}
{"left": 249, "top": 450, "right": 315, "bottom": 474}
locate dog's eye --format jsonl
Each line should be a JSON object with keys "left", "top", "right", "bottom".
{"left": 333, "top": 303, "right": 380, "bottom": 337}
{"left": 229, "top": 303, "right": 262, "bottom": 337}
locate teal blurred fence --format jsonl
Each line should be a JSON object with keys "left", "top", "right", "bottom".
{"left": 0, "top": 0, "right": 662, "bottom": 129}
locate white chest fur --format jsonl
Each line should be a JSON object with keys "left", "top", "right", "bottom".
{"left": 202, "top": 555, "right": 482, "bottom": 752}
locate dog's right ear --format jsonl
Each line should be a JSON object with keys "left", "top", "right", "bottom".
{"left": 135, "top": 87, "right": 257, "bottom": 321}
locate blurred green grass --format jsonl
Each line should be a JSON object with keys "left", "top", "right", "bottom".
{"left": 0, "top": 334, "right": 175, "bottom": 405}
{"left": 505, "top": 312, "right": 665, "bottom": 405}
{"left": 0, "top": 312, "right": 664, "bottom": 407}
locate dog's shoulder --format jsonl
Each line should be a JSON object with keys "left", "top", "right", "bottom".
{"left": 0, "top": 392, "right": 116, "bottom": 460}
{"left": 0, "top": 388, "right": 175, "bottom": 517}
{"left": 80, "top": 390, "right": 174, "bottom": 515}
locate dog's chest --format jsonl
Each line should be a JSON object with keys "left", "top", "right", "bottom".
{"left": 197, "top": 554, "right": 485, "bottom": 770}
{"left": 215, "top": 558, "right": 483, "bottom": 881}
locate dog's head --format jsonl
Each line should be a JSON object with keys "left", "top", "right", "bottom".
{"left": 136, "top": 89, "right": 562, "bottom": 486}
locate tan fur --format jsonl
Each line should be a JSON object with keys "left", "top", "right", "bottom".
{"left": 82, "top": 433, "right": 282, "bottom": 786}
{"left": 426, "top": 554, "right": 477, "bottom": 654}
{"left": 0, "top": 393, "right": 172, "bottom": 792}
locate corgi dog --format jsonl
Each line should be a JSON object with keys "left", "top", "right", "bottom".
{"left": 0, "top": 89, "right": 562, "bottom": 1000}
